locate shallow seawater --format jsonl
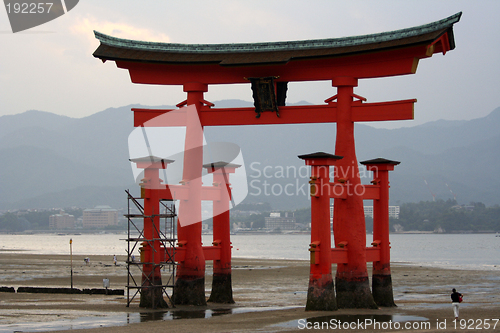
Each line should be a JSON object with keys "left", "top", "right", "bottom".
{"left": 1, "top": 233, "right": 500, "bottom": 271}
{"left": 0, "top": 306, "right": 300, "bottom": 332}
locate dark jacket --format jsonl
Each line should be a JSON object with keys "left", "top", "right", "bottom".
{"left": 451, "top": 291, "right": 462, "bottom": 302}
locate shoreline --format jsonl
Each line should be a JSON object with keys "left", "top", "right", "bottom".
{"left": 1, "top": 254, "right": 499, "bottom": 332}
{"left": 4, "top": 250, "right": 496, "bottom": 274}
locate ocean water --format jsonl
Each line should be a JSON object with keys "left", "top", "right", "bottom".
{"left": 0, "top": 233, "right": 498, "bottom": 271}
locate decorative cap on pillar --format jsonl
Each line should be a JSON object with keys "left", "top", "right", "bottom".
{"left": 130, "top": 156, "right": 174, "bottom": 169}
{"left": 331, "top": 76, "right": 358, "bottom": 87}
{"left": 203, "top": 161, "right": 241, "bottom": 173}
{"left": 298, "top": 152, "right": 343, "bottom": 166}
{"left": 360, "top": 157, "right": 400, "bottom": 171}
{"left": 183, "top": 82, "right": 208, "bottom": 92}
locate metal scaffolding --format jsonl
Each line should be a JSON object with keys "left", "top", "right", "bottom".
{"left": 124, "top": 190, "right": 177, "bottom": 308}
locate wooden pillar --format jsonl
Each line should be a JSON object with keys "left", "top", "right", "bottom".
{"left": 206, "top": 162, "right": 239, "bottom": 304}
{"left": 361, "top": 158, "right": 399, "bottom": 307}
{"left": 173, "top": 82, "right": 207, "bottom": 306}
{"left": 332, "top": 77, "right": 377, "bottom": 309}
{"left": 299, "top": 152, "right": 341, "bottom": 311}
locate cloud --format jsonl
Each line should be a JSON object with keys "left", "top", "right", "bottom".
{"left": 70, "top": 16, "right": 171, "bottom": 52}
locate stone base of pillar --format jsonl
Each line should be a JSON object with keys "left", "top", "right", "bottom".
{"left": 372, "top": 274, "right": 396, "bottom": 307}
{"left": 305, "top": 275, "right": 337, "bottom": 311}
{"left": 173, "top": 276, "right": 207, "bottom": 306}
{"left": 208, "top": 273, "right": 234, "bottom": 304}
{"left": 335, "top": 276, "right": 378, "bottom": 309}
{"left": 139, "top": 278, "right": 168, "bottom": 308}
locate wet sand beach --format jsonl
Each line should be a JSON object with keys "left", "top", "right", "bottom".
{"left": 0, "top": 252, "right": 499, "bottom": 332}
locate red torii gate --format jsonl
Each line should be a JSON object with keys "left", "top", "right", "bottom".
{"left": 93, "top": 12, "right": 460, "bottom": 309}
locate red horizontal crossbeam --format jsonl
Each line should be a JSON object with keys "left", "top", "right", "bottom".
{"left": 360, "top": 184, "right": 381, "bottom": 200}
{"left": 134, "top": 109, "right": 185, "bottom": 127}
{"left": 132, "top": 99, "right": 415, "bottom": 127}
{"left": 331, "top": 248, "right": 348, "bottom": 264}
{"left": 200, "top": 105, "right": 335, "bottom": 126}
{"left": 168, "top": 246, "right": 221, "bottom": 262}
{"left": 365, "top": 247, "right": 381, "bottom": 262}
{"left": 175, "top": 246, "right": 379, "bottom": 263}
{"left": 202, "top": 245, "right": 222, "bottom": 261}
{"left": 330, "top": 247, "right": 381, "bottom": 264}
{"left": 173, "top": 247, "right": 185, "bottom": 261}
{"left": 349, "top": 99, "right": 415, "bottom": 122}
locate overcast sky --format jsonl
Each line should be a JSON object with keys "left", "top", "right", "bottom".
{"left": 1, "top": 0, "right": 499, "bottom": 128}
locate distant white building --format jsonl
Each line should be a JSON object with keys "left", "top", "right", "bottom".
{"left": 49, "top": 211, "right": 75, "bottom": 229}
{"left": 364, "top": 206, "right": 400, "bottom": 219}
{"left": 83, "top": 205, "right": 118, "bottom": 229}
{"left": 265, "top": 212, "right": 296, "bottom": 231}
{"left": 329, "top": 204, "right": 400, "bottom": 219}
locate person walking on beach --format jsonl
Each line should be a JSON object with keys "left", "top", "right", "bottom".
{"left": 113, "top": 255, "right": 117, "bottom": 266}
{"left": 451, "top": 288, "right": 463, "bottom": 318}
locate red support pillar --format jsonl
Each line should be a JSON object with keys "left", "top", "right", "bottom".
{"left": 331, "top": 77, "right": 377, "bottom": 309}
{"left": 361, "top": 158, "right": 400, "bottom": 307}
{"left": 131, "top": 157, "right": 172, "bottom": 308}
{"left": 205, "top": 162, "right": 239, "bottom": 304}
{"left": 299, "top": 152, "right": 342, "bottom": 311}
{"left": 173, "top": 82, "right": 207, "bottom": 306}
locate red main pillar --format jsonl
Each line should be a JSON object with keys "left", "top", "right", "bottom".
{"left": 361, "top": 158, "right": 399, "bottom": 307}
{"left": 205, "top": 162, "right": 239, "bottom": 304}
{"left": 299, "top": 152, "right": 342, "bottom": 311}
{"left": 173, "top": 82, "right": 207, "bottom": 306}
{"left": 332, "top": 77, "right": 377, "bottom": 309}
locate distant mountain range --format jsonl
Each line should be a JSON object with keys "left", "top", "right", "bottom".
{"left": 1, "top": 101, "right": 499, "bottom": 210}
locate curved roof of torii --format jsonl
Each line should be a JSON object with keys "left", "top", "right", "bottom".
{"left": 92, "top": 12, "right": 461, "bottom": 85}
{"left": 93, "top": 12, "right": 460, "bottom": 67}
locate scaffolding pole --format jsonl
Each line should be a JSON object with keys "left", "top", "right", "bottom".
{"left": 124, "top": 190, "right": 177, "bottom": 308}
